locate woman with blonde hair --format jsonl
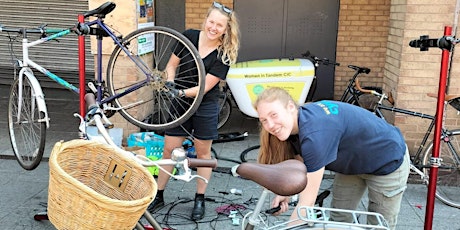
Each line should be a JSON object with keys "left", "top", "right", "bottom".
{"left": 254, "top": 87, "right": 409, "bottom": 229}
{"left": 147, "top": 1, "right": 240, "bottom": 220}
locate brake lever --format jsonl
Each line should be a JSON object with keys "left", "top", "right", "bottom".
{"left": 173, "top": 159, "right": 209, "bottom": 183}
{"left": 73, "top": 113, "right": 87, "bottom": 139}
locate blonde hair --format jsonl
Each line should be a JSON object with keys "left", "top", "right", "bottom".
{"left": 203, "top": 7, "right": 240, "bottom": 65}
{"left": 254, "top": 87, "right": 299, "bottom": 164}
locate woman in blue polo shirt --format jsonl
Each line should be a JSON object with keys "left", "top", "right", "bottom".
{"left": 254, "top": 87, "right": 409, "bottom": 230}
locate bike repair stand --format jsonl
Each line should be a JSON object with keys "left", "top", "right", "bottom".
{"left": 33, "top": 14, "right": 87, "bottom": 222}
{"left": 409, "top": 26, "right": 454, "bottom": 230}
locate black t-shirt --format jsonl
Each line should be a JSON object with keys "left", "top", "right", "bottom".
{"left": 175, "top": 29, "right": 230, "bottom": 102}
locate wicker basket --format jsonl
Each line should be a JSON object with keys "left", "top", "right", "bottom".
{"left": 47, "top": 139, "right": 157, "bottom": 230}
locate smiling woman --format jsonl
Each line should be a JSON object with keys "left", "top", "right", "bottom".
{"left": 147, "top": 1, "right": 241, "bottom": 221}
{"left": 254, "top": 87, "right": 409, "bottom": 230}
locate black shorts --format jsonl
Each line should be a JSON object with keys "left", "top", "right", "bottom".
{"left": 165, "top": 100, "right": 219, "bottom": 140}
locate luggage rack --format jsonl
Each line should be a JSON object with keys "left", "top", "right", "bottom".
{"left": 296, "top": 206, "right": 390, "bottom": 229}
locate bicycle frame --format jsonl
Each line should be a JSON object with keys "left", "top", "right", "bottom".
{"left": 375, "top": 101, "right": 460, "bottom": 167}
{"left": 14, "top": 17, "right": 153, "bottom": 127}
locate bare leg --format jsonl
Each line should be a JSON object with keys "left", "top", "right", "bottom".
{"left": 191, "top": 138, "right": 213, "bottom": 220}
{"left": 156, "top": 135, "right": 186, "bottom": 190}
{"left": 193, "top": 139, "right": 213, "bottom": 193}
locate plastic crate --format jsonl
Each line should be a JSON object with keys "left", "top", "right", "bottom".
{"left": 127, "top": 132, "right": 164, "bottom": 175}
{"left": 127, "top": 132, "right": 191, "bottom": 175}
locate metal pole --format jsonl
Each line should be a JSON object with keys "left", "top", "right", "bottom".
{"left": 78, "top": 14, "right": 86, "bottom": 117}
{"left": 424, "top": 26, "right": 451, "bottom": 230}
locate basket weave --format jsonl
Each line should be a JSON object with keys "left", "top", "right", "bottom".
{"left": 47, "top": 139, "right": 157, "bottom": 230}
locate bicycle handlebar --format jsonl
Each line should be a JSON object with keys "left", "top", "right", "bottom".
{"left": 84, "top": 93, "right": 98, "bottom": 110}
{"left": 302, "top": 50, "right": 340, "bottom": 67}
{"left": 188, "top": 158, "right": 217, "bottom": 168}
{"left": 355, "top": 77, "right": 395, "bottom": 105}
{"left": 0, "top": 24, "right": 66, "bottom": 35}
{"left": 234, "top": 159, "right": 308, "bottom": 196}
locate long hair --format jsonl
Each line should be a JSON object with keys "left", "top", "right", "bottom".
{"left": 203, "top": 7, "right": 240, "bottom": 65}
{"left": 254, "top": 87, "right": 299, "bottom": 164}
{"left": 258, "top": 128, "right": 296, "bottom": 164}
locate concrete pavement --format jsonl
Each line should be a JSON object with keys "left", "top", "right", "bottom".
{"left": 1, "top": 84, "right": 459, "bottom": 230}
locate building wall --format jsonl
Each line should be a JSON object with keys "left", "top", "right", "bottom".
{"left": 335, "top": 0, "right": 391, "bottom": 100}
{"left": 387, "top": 0, "right": 460, "bottom": 151}
{"left": 185, "top": 0, "right": 233, "bottom": 30}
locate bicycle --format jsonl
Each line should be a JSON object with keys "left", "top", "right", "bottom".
{"left": 232, "top": 159, "right": 390, "bottom": 229}
{"left": 1, "top": 1, "right": 206, "bottom": 170}
{"left": 33, "top": 92, "right": 218, "bottom": 230}
{"left": 353, "top": 80, "right": 460, "bottom": 208}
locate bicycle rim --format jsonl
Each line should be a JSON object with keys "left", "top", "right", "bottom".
{"left": 422, "top": 129, "right": 460, "bottom": 208}
{"left": 8, "top": 78, "right": 46, "bottom": 170}
{"left": 107, "top": 26, "right": 205, "bottom": 130}
{"left": 217, "top": 98, "right": 231, "bottom": 129}
{"left": 240, "top": 145, "right": 260, "bottom": 163}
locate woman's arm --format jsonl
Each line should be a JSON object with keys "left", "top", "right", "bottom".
{"left": 165, "top": 54, "right": 180, "bottom": 82}
{"left": 182, "top": 73, "right": 221, "bottom": 98}
{"left": 164, "top": 53, "right": 222, "bottom": 98}
{"left": 289, "top": 167, "right": 324, "bottom": 225}
{"left": 271, "top": 167, "right": 325, "bottom": 225}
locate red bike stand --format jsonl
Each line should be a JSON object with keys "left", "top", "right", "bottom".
{"left": 410, "top": 26, "right": 453, "bottom": 230}
{"left": 33, "top": 14, "right": 87, "bottom": 223}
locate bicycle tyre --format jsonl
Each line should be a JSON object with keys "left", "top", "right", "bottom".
{"left": 8, "top": 77, "right": 46, "bottom": 170}
{"left": 422, "top": 129, "right": 460, "bottom": 208}
{"left": 217, "top": 97, "right": 231, "bottom": 129}
{"left": 107, "top": 26, "right": 206, "bottom": 130}
{"left": 240, "top": 145, "right": 260, "bottom": 163}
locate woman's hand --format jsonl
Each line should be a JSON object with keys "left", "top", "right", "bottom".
{"left": 270, "top": 195, "right": 290, "bottom": 215}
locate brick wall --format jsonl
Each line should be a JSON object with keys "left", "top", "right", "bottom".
{"left": 335, "top": 0, "right": 391, "bottom": 100}
{"left": 185, "top": 0, "right": 233, "bottom": 30}
{"left": 388, "top": 0, "right": 460, "bottom": 151}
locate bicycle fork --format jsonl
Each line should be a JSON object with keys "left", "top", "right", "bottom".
{"left": 16, "top": 68, "right": 50, "bottom": 129}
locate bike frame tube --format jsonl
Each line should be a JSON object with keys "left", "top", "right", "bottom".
{"left": 78, "top": 14, "right": 86, "bottom": 117}
{"left": 245, "top": 189, "right": 269, "bottom": 230}
{"left": 21, "top": 30, "right": 80, "bottom": 94}
{"left": 92, "top": 20, "right": 153, "bottom": 105}
{"left": 376, "top": 103, "right": 451, "bottom": 166}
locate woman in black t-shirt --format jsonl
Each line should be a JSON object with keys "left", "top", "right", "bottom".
{"left": 147, "top": 2, "right": 240, "bottom": 221}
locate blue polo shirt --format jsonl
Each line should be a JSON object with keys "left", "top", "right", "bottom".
{"left": 297, "top": 101, "right": 406, "bottom": 175}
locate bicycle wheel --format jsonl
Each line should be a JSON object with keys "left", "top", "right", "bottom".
{"left": 422, "top": 129, "right": 460, "bottom": 208}
{"left": 240, "top": 145, "right": 260, "bottom": 163}
{"left": 8, "top": 77, "right": 46, "bottom": 170}
{"left": 107, "top": 26, "right": 205, "bottom": 130}
{"left": 217, "top": 97, "right": 231, "bottom": 129}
